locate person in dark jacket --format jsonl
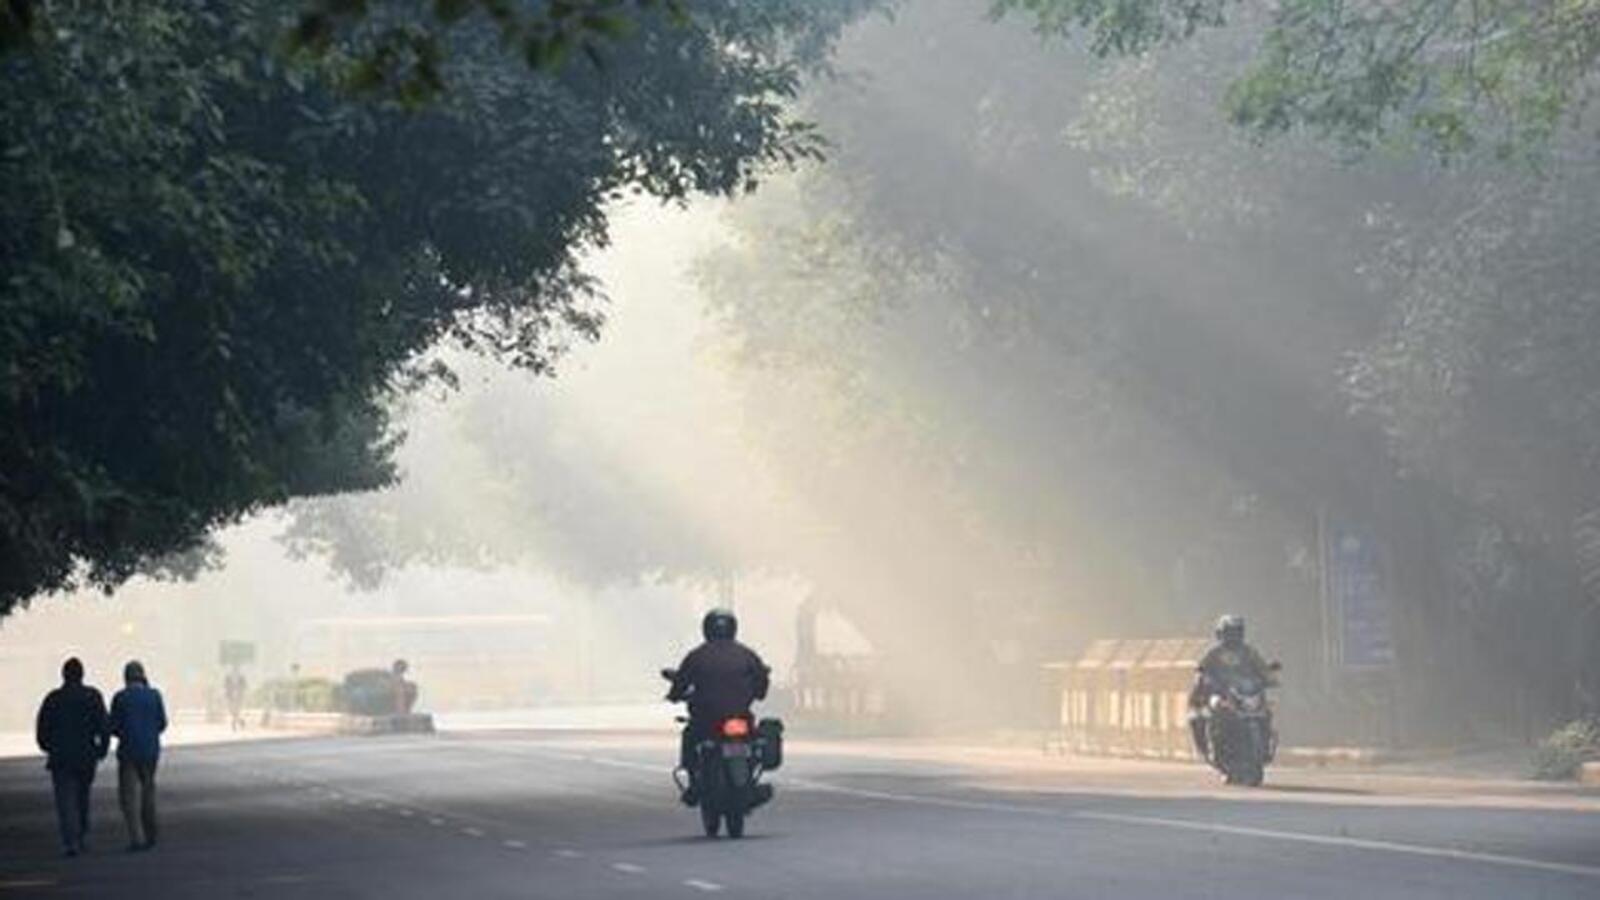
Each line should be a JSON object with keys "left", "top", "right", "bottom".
{"left": 1187, "top": 615, "right": 1278, "bottom": 760}
{"left": 35, "top": 658, "right": 110, "bottom": 857}
{"left": 666, "top": 608, "right": 770, "bottom": 805}
{"left": 109, "top": 660, "right": 167, "bottom": 851}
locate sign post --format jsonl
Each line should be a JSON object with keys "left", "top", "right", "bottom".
{"left": 219, "top": 640, "right": 256, "bottom": 668}
{"left": 1324, "top": 528, "right": 1395, "bottom": 670}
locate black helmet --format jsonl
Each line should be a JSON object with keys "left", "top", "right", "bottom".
{"left": 1215, "top": 614, "right": 1245, "bottom": 645}
{"left": 702, "top": 608, "right": 738, "bottom": 641}
{"left": 61, "top": 657, "right": 84, "bottom": 683}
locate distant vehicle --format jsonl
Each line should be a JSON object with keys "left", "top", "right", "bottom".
{"left": 1199, "top": 664, "right": 1279, "bottom": 786}
{"left": 336, "top": 661, "right": 417, "bottom": 717}
{"left": 290, "top": 615, "right": 554, "bottom": 710}
{"left": 661, "top": 667, "right": 780, "bottom": 839}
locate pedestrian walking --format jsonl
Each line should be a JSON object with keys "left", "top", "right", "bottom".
{"left": 223, "top": 666, "right": 247, "bottom": 731}
{"left": 34, "top": 658, "right": 110, "bottom": 857}
{"left": 109, "top": 660, "right": 167, "bottom": 852}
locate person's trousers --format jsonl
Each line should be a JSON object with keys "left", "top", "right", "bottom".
{"left": 50, "top": 767, "right": 95, "bottom": 851}
{"left": 117, "top": 759, "right": 158, "bottom": 848}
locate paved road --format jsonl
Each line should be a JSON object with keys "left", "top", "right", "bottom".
{"left": 2, "top": 732, "right": 1597, "bottom": 898}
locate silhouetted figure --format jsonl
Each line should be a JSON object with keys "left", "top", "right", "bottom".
{"left": 35, "top": 657, "right": 110, "bottom": 857}
{"left": 390, "top": 658, "right": 417, "bottom": 715}
{"left": 224, "top": 667, "right": 247, "bottom": 731}
{"left": 110, "top": 660, "right": 167, "bottom": 852}
{"left": 667, "top": 608, "right": 770, "bottom": 805}
{"left": 1187, "top": 615, "right": 1277, "bottom": 760}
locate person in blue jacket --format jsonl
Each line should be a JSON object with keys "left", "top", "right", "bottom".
{"left": 109, "top": 660, "right": 167, "bottom": 852}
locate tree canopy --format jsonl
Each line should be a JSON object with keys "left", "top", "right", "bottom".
{"left": 690, "top": 0, "right": 1600, "bottom": 730}
{"left": 0, "top": 0, "right": 874, "bottom": 614}
{"left": 995, "top": 0, "right": 1600, "bottom": 157}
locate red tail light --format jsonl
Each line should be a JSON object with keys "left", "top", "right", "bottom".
{"left": 720, "top": 717, "right": 751, "bottom": 738}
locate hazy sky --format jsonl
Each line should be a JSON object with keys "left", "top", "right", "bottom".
{"left": 0, "top": 198, "right": 867, "bottom": 729}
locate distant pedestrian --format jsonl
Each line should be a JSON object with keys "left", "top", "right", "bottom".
{"left": 223, "top": 667, "right": 247, "bottom": 731}
{"left": 110, "top": 660, "right": 167, "bottom": 852}
{"left": 34, "top": 658, "right": 110, "bottom": 857}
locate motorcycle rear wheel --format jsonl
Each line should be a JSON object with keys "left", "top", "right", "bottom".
{"left": 725, "top": 810, "right": 745, "bottom": 839}
{"left": 700, "top": 803, "right": 721, "bottom": 837}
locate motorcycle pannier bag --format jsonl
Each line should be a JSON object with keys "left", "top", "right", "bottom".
{"left": 756, "top": 717, "right": 784, "bottom": 770}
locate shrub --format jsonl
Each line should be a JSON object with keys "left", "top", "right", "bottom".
{"left": 255, "top": 677, "right": 337, "bottom": 713}
{"left": 1531, "top": 718, "right": 1600, "bottom": 780}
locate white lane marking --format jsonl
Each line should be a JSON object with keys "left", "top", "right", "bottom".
{"left": 554, "top": 849, "right": 584, "bottom": 859}
{"left": 782, "top": 772, "right": 1600, "bottom": 883}
{"left": 528, "top": 746, "right": 1600, "bottom": 882}
{"left": 1076, "top": 811, "right": 1600, "bottom": 881}
{"left": 461, "top": 827, "right": 486, "bottom": 838}
{"left": 585, "top": 756, "right": 661, "bottom": 774}
{"left": 684, "top": 879, "right": 725, "bottom": 892}
{"left": 502, "top": 839, "right": 527, "bottom": 850}
{"left": 429, "top": 817, "right": 447, "bottom": 827}
{"left": 398, "top": 809, "right": 414, "bottom": 818}
{"left": 512, "top": 747, "right": 660, "bottom": 775}
{"left": 786, "top": 777, "right": 1053, "bottom": 816}
{"left": 371, "top": 802, "right": 388, "bottom": 810}
{"left": 611, "top": 862, "right": 646, "bottom": 874}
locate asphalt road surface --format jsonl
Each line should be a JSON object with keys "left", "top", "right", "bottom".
{"left": 2, "top": 732, "right": 1597, "bottom": 898}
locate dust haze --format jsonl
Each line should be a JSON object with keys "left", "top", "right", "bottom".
{"left": 4, "top": 0, "right": 1596, "bottom": 752}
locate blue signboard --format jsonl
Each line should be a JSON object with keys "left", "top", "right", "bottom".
{"left": 1326, "top": 528, "right": 1395, "bottom": 668}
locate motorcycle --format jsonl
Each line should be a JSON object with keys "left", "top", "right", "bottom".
{"left": 1202, "top": 667, "right": 1278, "bottom": 787}
{"left": 661, "top": 668, "right": 780, "bottom": 839}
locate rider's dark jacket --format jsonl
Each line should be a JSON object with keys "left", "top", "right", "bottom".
{"left": 1190, "top": 642, "right": 1275, "bottom": 707}
{"left": 668, "top": 638, "right": 770, "bottom": 723}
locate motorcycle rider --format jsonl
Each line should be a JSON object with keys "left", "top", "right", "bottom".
{"left": 1187, "top": 614, "right": 1277, "bottom": 760}
{"left": 666, "top": 608, "right": 770, "bottom": 806}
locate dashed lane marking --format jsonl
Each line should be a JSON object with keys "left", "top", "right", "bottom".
{"left": 461, "top": 827, "right": 486, "bottom": 838}
{"left": 502, "top": 839, "right": 527, "bottom": 850}
{"left": 429, "top": 817, "right": 447, "bottom": 827}
{"left": 611, "top": 862, "right": 646, "bottom": 874}
{"left": 684, "top": 879, "right": 725, "bottom": 892}
{"left": 554, "top": 849, "right": 584, "bottom": 859}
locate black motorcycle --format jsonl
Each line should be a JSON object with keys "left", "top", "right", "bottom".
{"left": 661, "top": 668, "right": 781, "bottom": 839}
{"left": 1202, "top": 669, "right": 1278, "bottom": 787}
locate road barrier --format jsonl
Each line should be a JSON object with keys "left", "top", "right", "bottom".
{"left": 1045, "top": 637, "right": 1211, "bottom": 760}
{"left": 788, "top": 655, "right": 888, "bottom": 732}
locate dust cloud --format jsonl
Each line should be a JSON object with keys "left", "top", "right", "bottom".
{"left": 5, "top": 0, "right": 1595, "bottom": 751}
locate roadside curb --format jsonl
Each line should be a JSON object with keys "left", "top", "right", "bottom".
{"left": 1044, "top": 741, "right": 1481, "bottom": 769}
{"left": 1277, "top": 746, "right": 1409, "bottom": 767}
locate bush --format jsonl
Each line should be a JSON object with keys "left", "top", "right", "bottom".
{"left": 1531, "top": 718, "right": 1600, "bottom": 780}
{"left": 255, "top": 677, "right": 337, "bottom": 713}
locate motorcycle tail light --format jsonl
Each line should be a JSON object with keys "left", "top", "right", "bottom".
{"left": 721, "top": 718, "right": 751, "bottom": 738}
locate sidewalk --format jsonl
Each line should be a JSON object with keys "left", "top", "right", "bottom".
{"left": 0, "top": 710, "right": 305, "bottom": 761}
